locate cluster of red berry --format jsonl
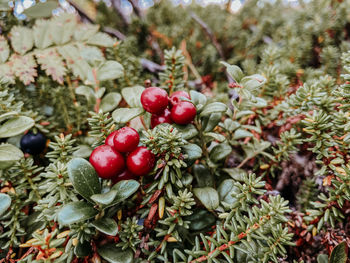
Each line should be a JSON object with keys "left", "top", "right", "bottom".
{"left": 89, "top": 127, "right": 155, "bottom": 183}
{"left": 141, "top": 87, "right": 197, "bottom": 128}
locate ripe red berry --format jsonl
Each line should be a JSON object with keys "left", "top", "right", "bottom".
{"left": 105, "top": 131, "right": 118, "bottom": 148}
{"left": 111, "top": 169, "right": 136, "bottom": 184}
{"left": 170, "top": 90, "right": 190, "bottom": 106}
{"left": 170, "top": 101, "right": 197, "bottom": 125}
{"left": 89, "top": 145, "right": 125, "bottom": 179}
{"left": 151, "top": 108, "right": 173, "bottom": 128}
{"left": 113, "top": 127, "right": 139, "bottom": 153}
{"left": 141, "top": 87, "right": 169, "bottom": 114}
{"left": 127, "top": 146, "right": 155, "bottom": 176}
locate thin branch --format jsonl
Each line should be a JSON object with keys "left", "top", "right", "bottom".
{"left": 190, "top": 11, "right": 225, "bottom": 60}
{"left": 111, "top": 0, "right": 132, "bottom": 28}
{"left": 140, "top": 58, "right": 165, "bottom": 73}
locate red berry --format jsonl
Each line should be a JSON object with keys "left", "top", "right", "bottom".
{"left": 151, "top": 108, "right": 173, "bottom": 128}
{"left": 170, "top": 101, "right": 197, "bottom": 125}
{"left": 105, "top": 131, "right": 118, "bottom": 148}
{"left": 141, "top": 87, "right": 169, "bottom": 114}
{"left": 170, "top": 90, "right": 190, "bottom": 106}
{"left": 89, "top": 145, "right": 125, "bottom": 179}
{"left": 111, "top": 169, "right": 136, "bottom": 184}
{"left": 113, "top": 127, "right": 140, "bottom": 153}
{"left": 127, "top": 146, "right": 155, "bottom": 176}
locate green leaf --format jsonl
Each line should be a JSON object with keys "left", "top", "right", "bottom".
{"left": 97, "top": 61, "right": 124, "bottom": 81}
{"left": 173, "top": 124, "right": 198, "bottom": 140}
{"left": 33, "top": 19, "right": 53, "bottom": 49}
{"left": 203, "top": 113, "right": 222, "bottom": 132}
{"left": 185, "top": 209, "right": 216, "bottom": 231}
{"left": 73, "top": 145, "right": 93, "bottom": 158}
{"left": 121, "top": 86, "right": 145, "bottom": 108}
{"left": 329, "top": 242, "right": 348, "bottom": 263}
{"left": 10, "top": 26, "right": 34, "bottom": 55}
{"left": 101, "top": 92, "right": 122, "bottom": 113}
{"left": 57, "top": 201, "right": 98, "bottom": 226}
{"left": 220, "top": 62, "right": 244, "bottom": 82}
{"left": 23, "top": 1, "right": 59, "bottom": 18}
{"left": 67, "top": 158, "right": 101, "bottom": 202}
{"left": 0, "top": 36, "right": 9, "bottom": 63}
{"left": 200, "top": 102, "right": 227, "bottom": 117}
{"left": 241, "top": 74, "right": 266, "bottom": 91}
{"left": 0, "top": 193, "right": 11, "bottom": 216}
{"left": 98, "top": 245, "right": 134, "bottom": 263}
{"left": 92, "top": 218, "right": 118, "bottom": 236}
{"left": 193, "top": 164, "right": 214, "bottom": 187}
{"left": 204, "top": 132, "right": 226, "bottom": 142}
{"left": 317, "top": 254, "right": 329, "bottom": 263}
{"left": 0, "top": 144, "right": 23, "bottom": 169}
{"left": 222, "top": 168, "right": 247, "bottom": 181}
{"left": 233, "top": 129, "right": 253, "bottom": 140}
{"left": 109, "top": 180, "right": 140, "bottom": 207}
{"left": 0, "top": 116, "right": 35, "bottom": 138}
{"left": 74, "top": 241, "right": 92, "bottom": 258}
{"left": 242, "top": 139, "right": 271, "bottom": 159}
{"left": 87, "top": 32, "right": 115, "bottom": 47}
{"left": 183, "top": 143, "right": 202, "bottom": 162}
{"left": 190, "top": 90, "right": 207, "bottom": 111}
{"left": 75, "top": 86, "right": 96, "bottom": 104}
{"left": 91, "top": 190, "right": 118, "bottom": 206}
{"left": 217, "top": 179, "right": 239, "bottom": 206}
{"left": 193, "top": 187, "right": 219, "bottom": 210}
{"left": 112, "top": 108, "right": 144, "bottom": 123}
{"left": 209, "top": 143, "right": 232, "bottom": 163}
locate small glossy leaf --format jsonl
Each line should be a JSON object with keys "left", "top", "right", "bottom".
{"left": 173, "top": 124, "right": 198, "bottom": 140}
{"left": 92, "top": 218, "right": 118, "bottom": 236}
{"left": 121, "top": 86, "right": 145, "bottom": 108}
{"left": 73, "top": 145, "right": 93, "bottom": 158}
{"left": 193, "top": 164, "right": 214, "bottom": 187}
{"left": 101, "top": 92, "right": 122, "bottom": 113}
{"left": 0, "top": 193, "right": 11, "bottom": 216}
{"left": 0, "top": 144, "right": 23, "bottom": 169}
{"left": 108, "top": 180, "right": 140, "bottom": 207}
{"left": 329, "top": 242, "right": 348, "bottom": 263}
{"left": 233, "top": 129, "right": 253, "bottom": 140}
{"left": 193, "top": 187, "right": 219, "bottom": 210}
{"left": 75, "top": 86, "right": 95, "bottom": 104}
{"left": 203, "top": 113, "right": 222, "bottom": 132}
{"left": 190, "top": 90, "right": 207, "bottom": 111}
{"left": 112, "top": 108, "right": 144, "bottom": 123}
{"left": 183, "top": 144, "right": 202, "bottom": 162}
{"left": 67, "top": 158, "right": 101, "bottom": 202}
{"left": 218, "top": 179, "right": 239, "bottom": 205}
{"left": 204, "top": 132, "right": 226, "bottom": 142}
{"left": 98, "top": 245, "right": 134, "bottom": 263}
{"left": 221, "top": 62, "right": 244, "bottom": 82}
{"left": 241, "top": 74, "right": 266, "bottom": 90}
{"left": 0, "top": 116, "right": 35, "bottom": 138}
{"left": 97, "top": 61, "right": 124, "bottom": 81}
{"left": 74, "top": 241, "right": 92, "bottom": 258}
{"left": 317, "top": 254, "right": 328, "bottom": 263}
{"left": 58, "top": 201, "right": 98, "bottom": 226}
{"left": 91, "top": 190, "right": 118, "bottom": 206}
{"left": 200, "top": 102, "right": 227, "bottom": 117}
{"left": 23, "top": 1, "right": 58, "bottom": 18}
{"left": 222, "top": 168, "right": 247, "bottom": 181}
{"left": 209, "top": 143, "right": 232, "bottom": 163}
{"left": 186, "top": 209, "right": 216, "bottom": 231}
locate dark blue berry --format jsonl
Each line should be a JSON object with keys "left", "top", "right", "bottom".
{"left": 20, "top": 132, "right": 46, "bottom": 155}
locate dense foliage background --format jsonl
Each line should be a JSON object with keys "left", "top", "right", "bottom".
{"left": 1, "top": 0, "right": 350, "bottom": 262}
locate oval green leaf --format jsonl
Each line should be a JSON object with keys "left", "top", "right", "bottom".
{"left": 101, "top": 92, "right": 122, "bottom": 113}
{"left": 193, "top": 187, "right": 219, "bottom": 211}
{"left": 0, "top": 116, "right": 34, "bottom": 138}
{"left": 0, "top": 143, "right": 23, "bottom": 169}
{"left": 98, "top": 245, "right": 134, "bottom": 263}
{"left": 112, "top": 108, "right": 144, "bottom": 124}
{"left": 0, "top": 193, "right": 11, "bottom": 216}
{"left": 67, "top": 158, "right": 101, "bottom": 202}
{"left": 92, "top": 217, "right": 118, "bottom": 236}
{"left": 209, "top": 143, "right": 232, "bottom": 163}
{"left": 57, "top": 201, "right": 98, "bottom": 226}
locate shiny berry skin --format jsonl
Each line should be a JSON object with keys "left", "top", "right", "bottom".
{"left": 141, "top": 87, "right": 169, "bottom": 114}
{"left": 111, "top": 169, "right": 136, "bottom": 184}
{"left": 113, "top": 127, "right": 140, "bottom": 153}
{"left": 105, "top": 131, "right": 118, "bottom": 148}
{"left": 127, "top": 146, "right": 155, "bottom": 176}
{"left": 151, "top": 108, "right": 173, "bottom": 128}
{"left": 170, "top": 101, "right": 197, "bottom": 125}
{"left": 20, "top": 132, "right": 46, "bottom": 155}
{"left": 89, "top": 145, "right": 125, "bottom": 179}
{"left": 170, "top": 90, "right": 190, "bottom": 106}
